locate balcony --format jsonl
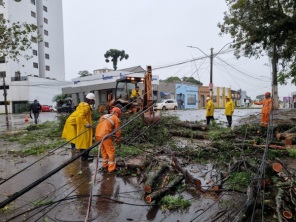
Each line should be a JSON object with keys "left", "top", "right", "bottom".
{"left": 11, "top": 76, "right": 28, "bottom": 81}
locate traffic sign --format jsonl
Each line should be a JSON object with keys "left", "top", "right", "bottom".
{"left": 209, "top": 83, "right": 213, "bottom": 89}
{"left": 0, "top": 85, "right": 9, "bottom": 90}
{"left": 0, "top": 72, "right": 6, "bottom": 78}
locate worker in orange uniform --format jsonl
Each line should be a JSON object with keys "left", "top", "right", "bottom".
{"left": 95, "top": 107, "right": 122, "bottom": 173}
{"left": 225, "top": 96, "right": 234, "bottom": 128}
{"left": 62, "top": 93, "right": 95, "bottom": 160}
{"left": 205, "top": 97, "right": 215, "bottom": 125}
{"left": 253, "top": 92, "right": 273, "bottom": 126}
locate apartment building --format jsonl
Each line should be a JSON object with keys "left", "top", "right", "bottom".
{"left": 0, "top": 0, "right": 65, "bottom": 113}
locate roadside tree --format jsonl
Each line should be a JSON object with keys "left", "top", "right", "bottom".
{"left": 104, "top": 49, "right": 129, "bottom": 70}
{"left": 78, "top": 70, "right": 91, "bottom": 77}
{"left": 218, "top": 0, "right": 296, "bottom": 109}
{"left": 0, "top": 3, "right": 39, "bottom": 61}
{"left": 182, "top": 77, "right": 203, "bottom": 85}
{"left": 163, "top": 77, "right": 181, "bottom": 82}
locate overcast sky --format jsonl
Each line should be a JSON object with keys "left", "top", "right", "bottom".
{"left": 62, "top": 0, "right": 295, "bottom": 99}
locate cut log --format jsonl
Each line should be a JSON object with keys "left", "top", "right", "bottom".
{"left": 272, "top": 162, "right": 283, "bottom": 173}
{"left": 144, "top": 165, "right": 169, "bottom": 193}
{"left": 275, "top": 157, "right": 296, "bottom": 179}
{"left": 175, "top": 122, "right": 207, "bottom": 131}
{"left": 171, "top": 157, "right": 201, "bottom": 189}
{"left": 282, "top": 210, "right": 293, "bottom": 220}
{"left": 145, "top": 175, "right": 184, "bottom": 203}
{"left": 169, "top": 129, "right": 205, "bottom": 139}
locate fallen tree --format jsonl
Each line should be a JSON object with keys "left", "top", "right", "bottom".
{"left": 145, "top": 175, "right": 184, "bottom": 203}
{"left": 171, "top": 156, "right": 201, "bottom": 189}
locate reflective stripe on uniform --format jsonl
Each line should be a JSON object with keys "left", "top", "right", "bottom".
{"left": 108, "top": 161, "right": 116, "bottom": 165}
{"left": 102, "top": 114, "right": 115, "bottom": 125}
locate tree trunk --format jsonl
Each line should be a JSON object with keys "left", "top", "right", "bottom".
{"left": 272, "top": 44, "right": 279, "bottom": 110}
{"left": 144, "top": 164, "right": 169, "bottom": 193}
{"left": 171, "top": 157, "right": 201, "bottom": 188}
{"left": 145, "top": 175, "right": 184, "bottom": 203}
{"left": 174, "top": 122, "right": 207, "bottom": 131}
{"left": 169, "top": 129, "right": 205, "bottom": 139}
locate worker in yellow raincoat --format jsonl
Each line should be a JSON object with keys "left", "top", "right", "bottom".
{"left": 130, "top": 86, "right": 141, "bottom": 102}
{"left": 95, "top": 107, "right": 121, "bottom": 173}
{"left": 253, "top": 92, "right": 272, "bottom": 126}
{"left": 62, "top": 93, "right": 95, "bottom": 160}
{"left": 225, "top": 96, "right": 234, "bottom": 128}
{"left": 205, "top": 97, "right": 215, "bottom": 125}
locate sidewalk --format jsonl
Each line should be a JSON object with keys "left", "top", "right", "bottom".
{"left": 0, "top": 112, "right": 59, "bottom": 132}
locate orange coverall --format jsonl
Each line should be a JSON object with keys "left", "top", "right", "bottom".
{"left": 254, "top": 98, "right": 272, "bottom": 126}
{"left": 95, "top": 114, "right": 121, "bottom": 172}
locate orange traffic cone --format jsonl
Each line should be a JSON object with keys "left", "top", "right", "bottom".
{"left": 25, "top": 115, "right": 29, "bottom": 122}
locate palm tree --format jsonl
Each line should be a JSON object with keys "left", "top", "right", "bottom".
{"left": 104, "top": 49, "right": 129, "bottom": 70}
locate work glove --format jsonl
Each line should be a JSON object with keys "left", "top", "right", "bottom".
{"left": 85, "top": 123, "right": 91, "bottom": 128}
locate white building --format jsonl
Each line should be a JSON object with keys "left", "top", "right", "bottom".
{"left": 62, "top": 66, "right": 160, "bottom": 107}
{"left": 0, "top": 0, "right": 66, "bottom": 113}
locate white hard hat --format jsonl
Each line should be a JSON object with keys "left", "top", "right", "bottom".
{"left": 86, "top": 93, "right": 95, "bottom": 100}
{"left": 206, "top": 97, "right": 210, "bottom": 100}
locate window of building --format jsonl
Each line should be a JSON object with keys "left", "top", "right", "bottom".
{"left": 46, "top": 66, "right": 50, "bottom": 71}
{"left": 45, "top": 54, "right": 49, "bottom": 59}
{"left": 44, "top": 30, "right": 48, "bottom": 36}
{"left": 0, "top": 56, "right": 5, "bottom": 63}
{"left": 15, "top": 71, "right": 21, "bottom": 78}
{"left": 44, "top": 18, "right": 48, "bottom": 24}
{"left": 45, "top": 42, "right": 49, "bottom": 47}
{"left": 187, "top": 94, "right": 197, "bottom": 105}
{"left": 43, "top": 5, "right": 47, "bottom": 12}
{"left": 33, "top": 49, "right": 37, "bottom": 56}
{"left": 31, "top": 11, "right": 36, "bottom": 18}
{"left": 31, "top": 0, "right": 35, "bottom": 5}
{"left": 33, "top": 62, "right": 38, "bottom": 68}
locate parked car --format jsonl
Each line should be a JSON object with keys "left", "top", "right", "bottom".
{"left": 57, "top": 104, "right": 72, "bottom": 113}
{"left": 41, "top": 105, "right": 51, "bottom": 112}
{"left": 48, "top": 105, "right": 57, "bottom": 112}
{"left": 154, "top": 99, "right": 178, "bottom": 110}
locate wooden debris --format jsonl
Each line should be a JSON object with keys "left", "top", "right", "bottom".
{"left": 175, "top": 122, "right": 207, "bottom": 131}
{"left": 272, "top": 162, "right": 283, "bottom": 173}
{"left": 171, "top": 157, "right": 201, "bottom": 188}
{"left": 169, "top": 129, "right": 205, "bottom": 139}
{"left": 145, "top": 175, "right": 184, "bottom": 203}
{"left": 144, "top": 164, "right": 169, "bottom": 193}
{"left": 282, "top": 210, "right": 293, "bottom": 220}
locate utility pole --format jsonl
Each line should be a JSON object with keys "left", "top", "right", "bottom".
{"left": 209, "top": 48, "right": 214, "bottom": 99}
{"left": 3, "top": 76, "right": 8, "bottom": 115}
{"left": 0, "top": 71, "right": 9, "bottom": 127}
{"left": 188, "top": 43, "right": 232, "bottom": 100}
